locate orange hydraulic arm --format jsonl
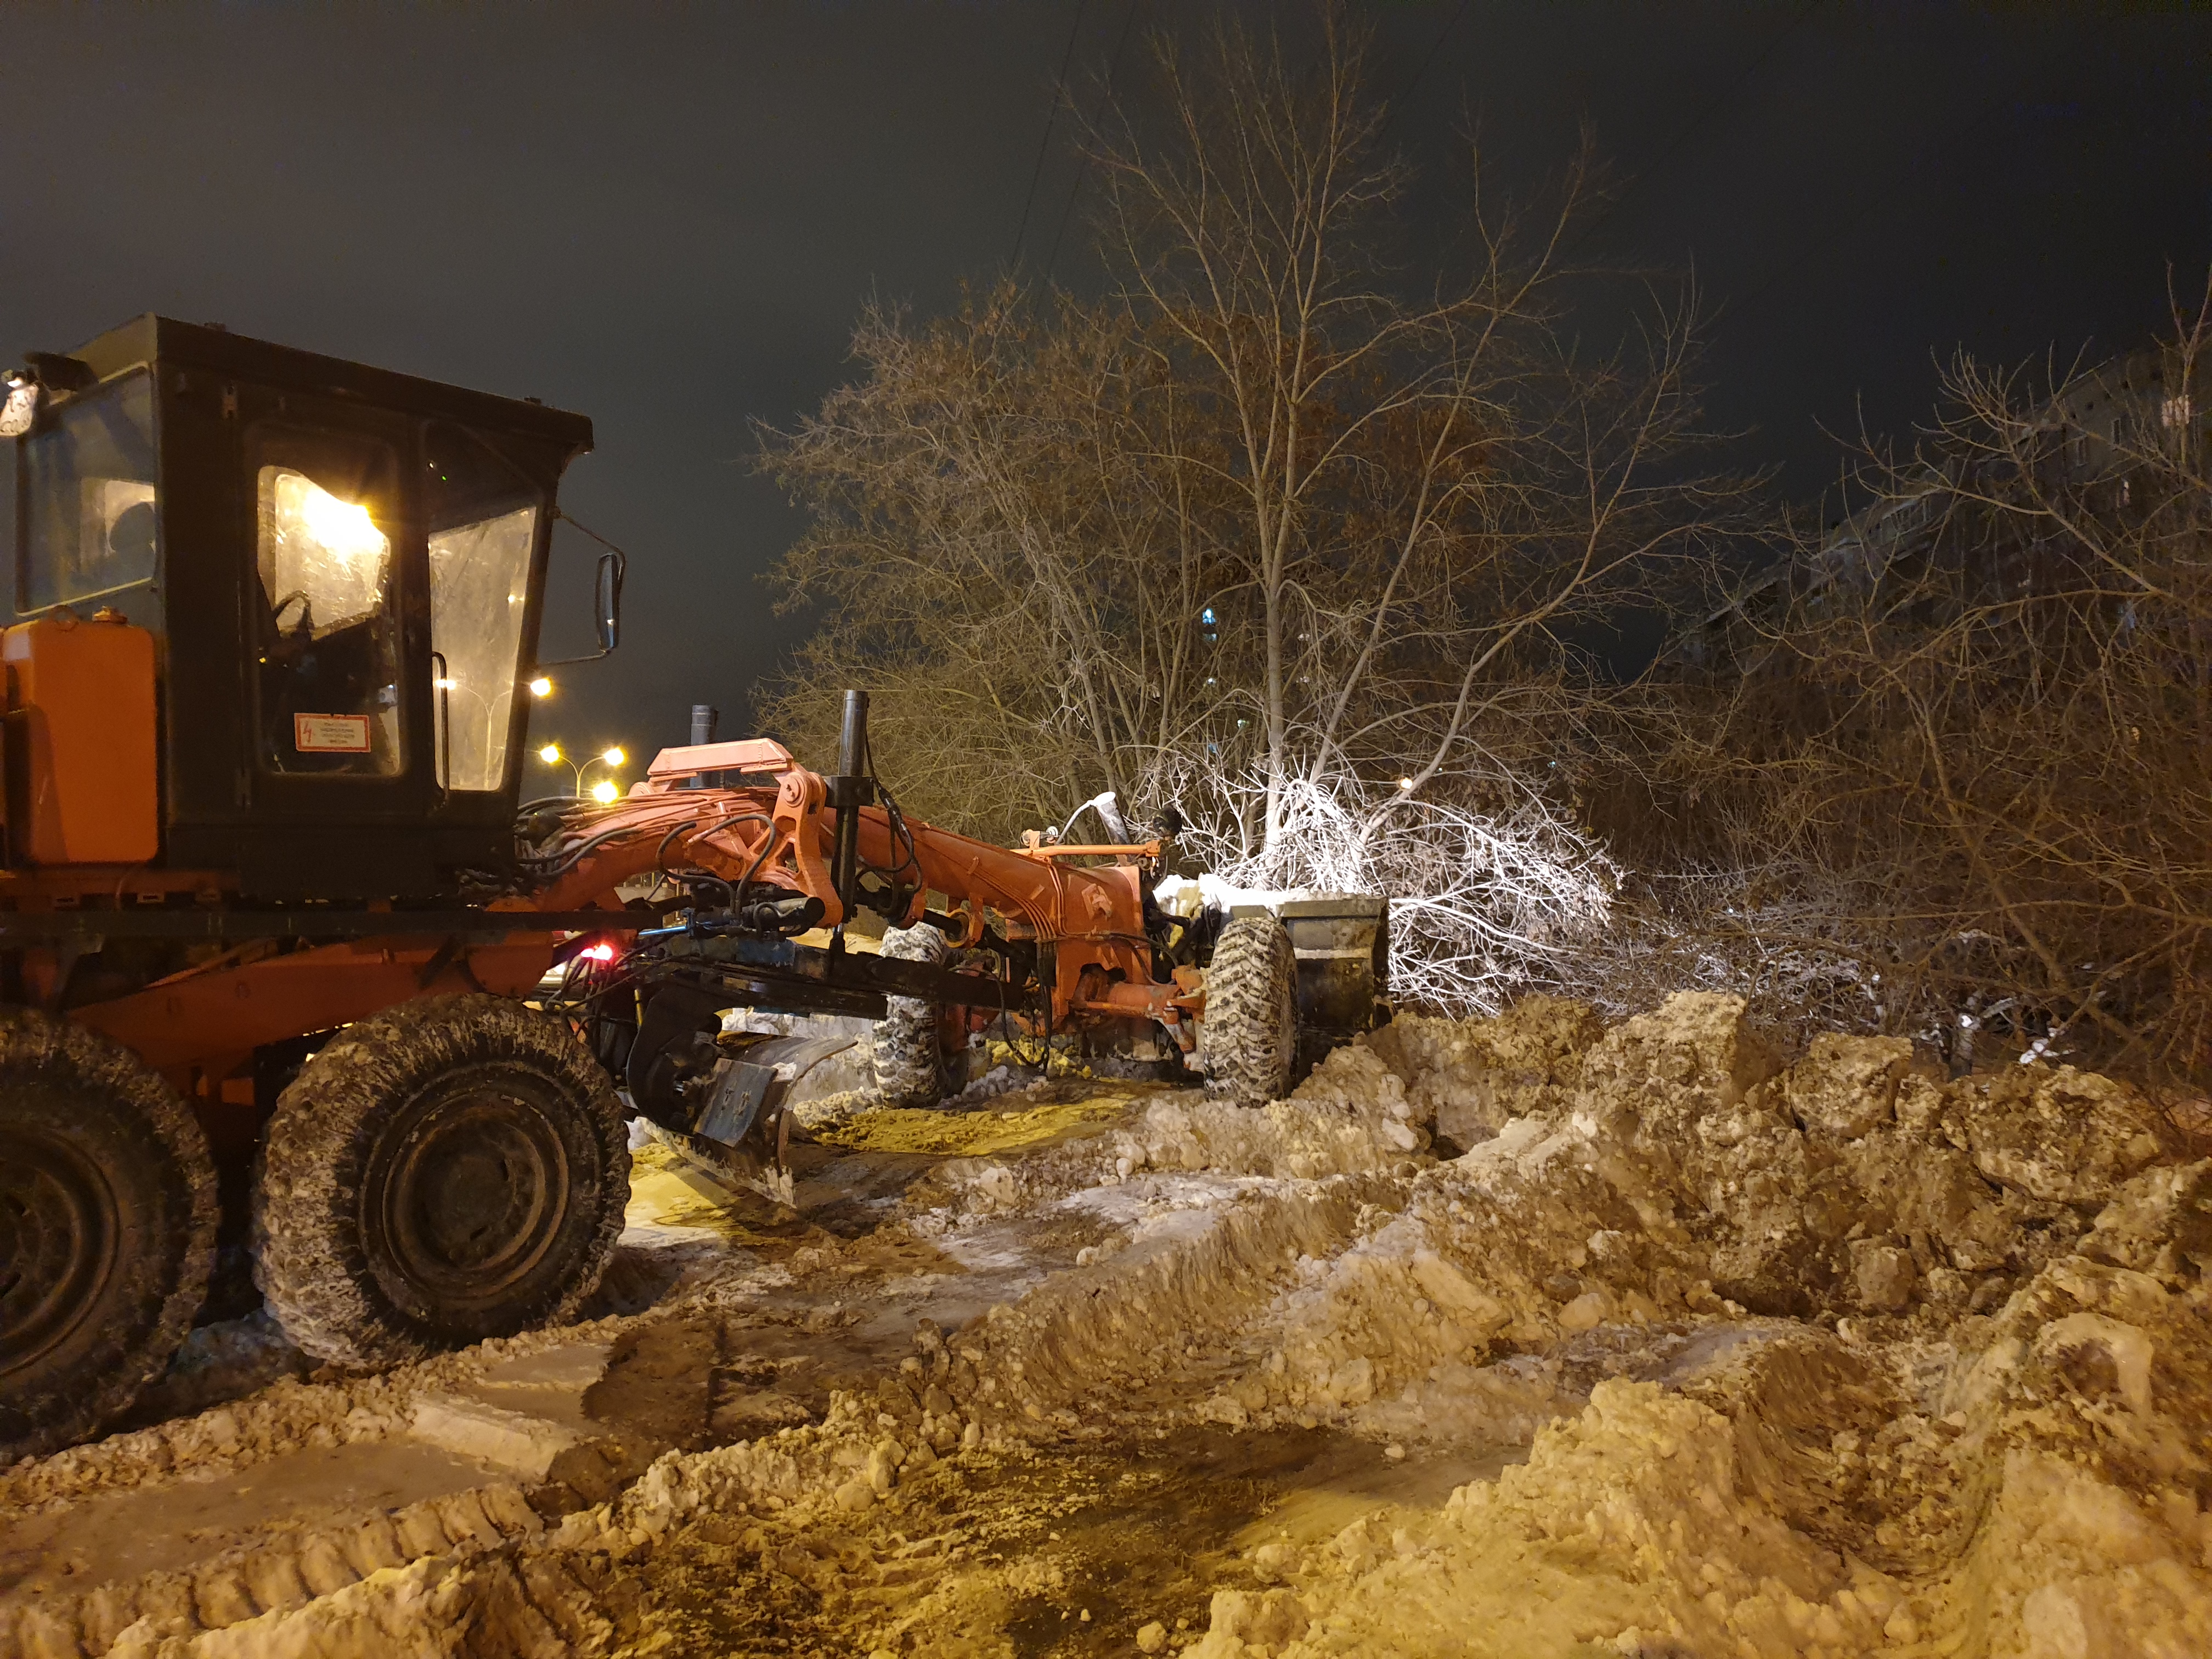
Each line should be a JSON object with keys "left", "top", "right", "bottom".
{"left": 529, "top": 738, "right": 1185, "bottom": 1026}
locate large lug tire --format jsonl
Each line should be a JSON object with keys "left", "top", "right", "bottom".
{"left": 873, "top": 923, "right": 953, "bottom": 1107}
{"left": 1197, "top": 916, "right": 1299, "bottom": 1105}
{"left": 253, "top": 995, "right": 630, "bottom": 1368}
{"left": 0, "top": 1011, "right": 217, "bottom": 1462}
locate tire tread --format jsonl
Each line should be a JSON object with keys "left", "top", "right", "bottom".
{"left": 1197, "top": 917, "right": 1298, "bottom": 1104}
{"left": 252, "top": 995, "right": 628, "bottom": 1368}
{"left": 873, "top": 924, "right": 951, "bottom": 1107}
{"left": 0, "top": 1011, "right": 216, "bottom": 1462}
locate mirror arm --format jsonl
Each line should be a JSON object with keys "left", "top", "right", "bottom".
{"left": 533, "top": 511, "right": 629, "bottom": 666}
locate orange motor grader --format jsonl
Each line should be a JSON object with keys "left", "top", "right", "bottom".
{"left": 0, "top": 319, "right": 1378, "bottom": 1462}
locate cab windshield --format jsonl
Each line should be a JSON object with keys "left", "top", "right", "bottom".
{"left": 426, "top": 423, "right": 544, "bottom": 792}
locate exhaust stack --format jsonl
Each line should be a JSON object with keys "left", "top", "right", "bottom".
{"left": 828, "top": 689, "right": 873, "bottom": 922}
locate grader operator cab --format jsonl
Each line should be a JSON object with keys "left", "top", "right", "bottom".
{"left": 0, "top": 319, "right": 1389, "bottom": 1465}
{"left": 0, "top": 318, "right": 634, "bottom": 1460}
{"left": 0, "top": 317, "right": 618, "bottom": 891}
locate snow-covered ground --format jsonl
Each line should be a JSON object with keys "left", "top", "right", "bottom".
{"left": 4, "top": 991, "right": 2209, "bottom": 1657}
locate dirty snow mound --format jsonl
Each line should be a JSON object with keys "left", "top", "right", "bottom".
{"left": 14, "top": 988, "right": 2212, "bottom": 1659}
{"left": 1367, "top": 994, "right": 1603, "bottom": 1150}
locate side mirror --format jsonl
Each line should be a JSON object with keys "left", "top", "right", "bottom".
{"left": 595, "top": 548, "right": 624, "bottom": 653}
{"left": 535, "top": 518, "right": 630, "bottom": 667}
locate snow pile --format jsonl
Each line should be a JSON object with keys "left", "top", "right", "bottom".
{"left": 17, "top": 987, "right": 2212, "bottom": 1659}
{"left": 0, "top": 1379, "right": 407, "bottom": 1517}
{"left": 67, "top": 1364, "right": 992, "bottom": 1659}
{"left": 1175, "top": 1231, "right": 2212, "bottom": 1657}
{"left": 1150, "top": 992, "right": 2212, "bottom": 1657}
{"left": 1365, "top": 994, "right": 1602, "bottom": 1150}
{"left": 917, "top": 990, "right": 2212, "bottom": 1655}
{"left": 1191, "top": 1374, "right": 1899, "bottom": 1657}
{"left": 1351, "top": 990, "right": 2179, "bottom": 1325}
{"left": 1115, "top": 1052, "right": 1431, "bottom": 1175}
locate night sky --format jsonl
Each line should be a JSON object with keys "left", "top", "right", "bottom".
{"left": 5, "top": 2, "right": 2207, "bottom": 769}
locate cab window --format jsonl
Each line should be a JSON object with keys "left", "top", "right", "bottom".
{"left": 18, "top": 371, "right": 158, "bottom": 613}
{"left": 250, "top": 430, "right": 404, "bottom": 777}
{"left": 426, "top": 423, "right": 543, "bottom": 792}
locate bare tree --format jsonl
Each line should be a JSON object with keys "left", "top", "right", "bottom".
{"left": 763, "top": 289, "right": 1218, "bottom": 839}
{"left": 759, "top": 9, "right": 1749, "bottom": 1009}
{"left": 1638, "top": 277, "right": 2212, "bottom": 1085}
{"left": 1087, "top": 11, "right": 1741, "bottom": 868}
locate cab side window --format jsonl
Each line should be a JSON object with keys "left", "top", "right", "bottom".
{"left": 18, "top": 371, "right": 158, "bottom": 614}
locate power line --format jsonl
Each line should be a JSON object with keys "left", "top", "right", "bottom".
{"left": 1011, "top": 0, "right": 1090, "bottom": 270}
{"left": 1043, "top": 0, "right": 1143, "bottom": 285}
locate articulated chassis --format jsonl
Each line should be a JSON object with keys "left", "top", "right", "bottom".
{"left": 532, "top": 697, "right": 1211, "bottom": 1161}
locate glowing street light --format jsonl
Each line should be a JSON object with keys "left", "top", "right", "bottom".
{"left": 528, "top": 676, "right": 554, "bottom": 697}
{"left": 538, "top": 740, "right": 629, "bottom": 799}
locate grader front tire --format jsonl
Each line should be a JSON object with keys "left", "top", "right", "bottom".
{"left": 1197, "top": 916, "right": 1299, "bottom": 1105}
{"left": 253, "top": 995, "right": 629, "bottom": 1368}
{"left": 873, "top": 923, "right": 956, "bottom": 1107}
{"left": 0, "top": 1011, "right": 217, "bottom": 1462}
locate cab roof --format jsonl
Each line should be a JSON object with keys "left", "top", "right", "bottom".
{"left": 49, "top": 314, "right": 594, "bottom": 454}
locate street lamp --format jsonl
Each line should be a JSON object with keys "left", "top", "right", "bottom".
{"left": 537, "top": 742, "right": 628, "bottom": 798}
{"left": 528, "top": 676, "right": 554, "bottom": 698}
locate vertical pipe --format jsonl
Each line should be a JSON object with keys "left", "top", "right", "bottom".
{"left": 836, "top": 689, "right": 867, "bottom": 776}
{"left": 831, "top": 689, "right": 869, "bottom": 919}
{"left": 689, "top": 704, "right": 719, "bottom": 746}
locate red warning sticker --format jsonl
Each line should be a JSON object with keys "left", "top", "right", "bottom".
{"left": 294, "top": 713, "right": 371, "bottom": 753}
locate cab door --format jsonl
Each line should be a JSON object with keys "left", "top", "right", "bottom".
{"left": 227, "top": 386, "right": 441, "bottom": 895}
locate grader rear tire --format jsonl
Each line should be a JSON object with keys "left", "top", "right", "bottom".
{"left": 253, "top": 995, "right": 629, "bottom": 1368}
{"left": 0, "top": 1010, "right": 217, "bottom": 1462}
{"left": 1197, "top": 916, "right": 1299, "bottom": 1105}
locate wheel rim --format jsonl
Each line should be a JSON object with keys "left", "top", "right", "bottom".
{"left": 0, "top": 1127, "right": 121, "bottom": 1379}
{"left": 362, "top": 1067, "right": 575, "bottom": 1316}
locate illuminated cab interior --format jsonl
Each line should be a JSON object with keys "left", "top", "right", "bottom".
{"left": 0, "top": 317, "right": 593, "bottom": 899}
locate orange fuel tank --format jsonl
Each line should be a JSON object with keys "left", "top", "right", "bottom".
{"left": 3, "top": 607, "right": 159, "bottom": 865}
